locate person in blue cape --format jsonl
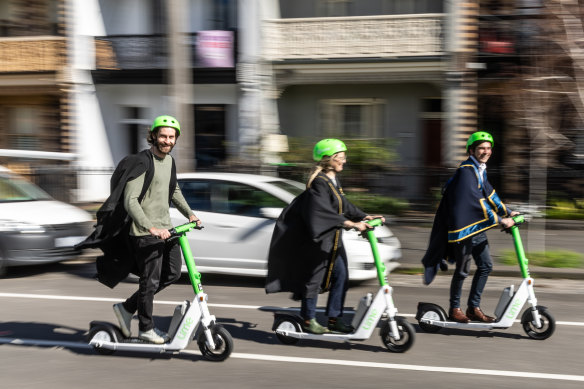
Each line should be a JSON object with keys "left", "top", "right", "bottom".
{"left": 421, "top": 131, "right": 518, "bottom": 323}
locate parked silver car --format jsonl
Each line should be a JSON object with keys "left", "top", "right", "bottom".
{"left": 170, "top": 172, "right": 401, "bottom": 281}
{"left": 0, "top": 166, "right": 93, "bottom": 276}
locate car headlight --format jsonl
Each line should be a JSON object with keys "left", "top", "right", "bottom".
{"left": 0, "top": 220, "right": 46, "bottom": 234}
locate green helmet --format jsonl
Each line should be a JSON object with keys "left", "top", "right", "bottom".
{"left": 151, "top": 115, "right": 180, "bottom": 135}
{"left": 313, "top": 138, "right": 347, "bottom": 161}
{"left": 466, "top": 131, "right": 494, "bottom": 152}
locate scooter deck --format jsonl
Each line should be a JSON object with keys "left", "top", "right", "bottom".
{"left": 420, "top": 318, "right": 509, "bottom": 330}
{"left": 275, "top": 329, "right": 368, "bottom": 342}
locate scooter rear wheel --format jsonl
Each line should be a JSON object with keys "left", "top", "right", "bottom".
{"left": 380, "top": 317, "right": 415, "bottom": 353}
{"left": 87, "top": 325, "right": 120, "bottom": 355}
{"left": 197, "top": 324, "right": 233, "bottom": 361}
{"left": 418, "top": 307, "right": 443, "bottom": 333}
{"left": 274, "top": 317, "right": 300, "bottom": 345}
{"left": 521, "top": 307, "right": 555, "bottom": 340}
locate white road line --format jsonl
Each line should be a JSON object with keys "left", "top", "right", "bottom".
{"left": 0, "top": 337, "right": 582, "bottom": 383}
{"left": 230, "top": 353, "right": 584, "bottom": 382}
{"left": 2, "top": 292, "right": 584, "bottom": 326}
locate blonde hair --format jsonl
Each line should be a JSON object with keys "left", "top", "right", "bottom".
{"left": 306, "top": 155, "right": 334, "bottom": 188}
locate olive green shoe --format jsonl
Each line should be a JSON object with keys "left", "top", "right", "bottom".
{"left": 302, "top": 318, "right": 330, "bottom": 334}
{"left": 328, "top": 318, "right": 354, "bottom": 334}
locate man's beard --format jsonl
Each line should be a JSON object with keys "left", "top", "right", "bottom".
{"left": 155, "top": 140, "right": 175, "bottom": 154}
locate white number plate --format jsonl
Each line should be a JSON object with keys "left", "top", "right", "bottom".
{"left": 55, "top": 236, "right": 85, "bottom": 248}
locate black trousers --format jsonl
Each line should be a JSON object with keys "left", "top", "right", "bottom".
{"left": 122, "top": 235, "right": 182, "bottom": 332}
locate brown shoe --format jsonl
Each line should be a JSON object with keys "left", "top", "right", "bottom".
{"left": 466, "top": 307, "right": 495, "bottom": 323}
{"left": 449, "top": 308, "right": 470, "bottom": 323}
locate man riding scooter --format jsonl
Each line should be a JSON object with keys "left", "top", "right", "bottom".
{"left": 421, "top": 131, "right": 519, "bottom": 323}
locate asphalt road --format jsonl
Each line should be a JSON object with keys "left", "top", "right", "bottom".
{"left": 1, "top": 260, "right": 583, "bottom": 389}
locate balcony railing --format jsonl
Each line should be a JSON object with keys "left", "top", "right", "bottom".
{"left": 263, "top": 14, "right": 444, "bottom": 61}
{"left": 95, "top": 32, "right": 236, "bottom": 70}
{"left": 0, "top": 36, "right": 66, "bottom": 72}
{"left": 95, "top": 35, "right": 168, "bottom": 70}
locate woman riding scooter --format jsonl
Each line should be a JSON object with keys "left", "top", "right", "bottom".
{"left": 265, "top": 138, "right": 384, "bottom": 334}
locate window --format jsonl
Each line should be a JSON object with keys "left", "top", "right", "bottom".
{"left": 267, "top": 180, "right": 304, "bottom": 196}
{"left": 178, "top": 180, "right": 212, "bottom": 212}
{"left": 6, "top": 106, "right": 41, "bottom": 150}
{"left": 211, "top": 0, "right": 238, "bottom": 30}
{"left": 220, "top": 182, "right": 287, "bottom": 217}
{"left": 316, "top": 0, "right": 352, "bottom": 17}
{"left": 383, "top": 0, "right": 443, "bottom": 14}
{"left": 319, "top": 99, "right": 385, "bottom": 138}
{"left": 0, "top": 174, "right": 51, "bottom": 203}
{"left": 178, "top": 179, "right": 287, "bottom": 217}
{"left": 120, "top": 107, "right": 148, "bottom": 155}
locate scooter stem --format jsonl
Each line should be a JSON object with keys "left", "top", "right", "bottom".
{"left": 178, "top": 233, "right": 203, "bottom": 295}
{"left": 510, "top": 214, "right": 529, "bottom": 279}
{"left": 171, "top": 222, "right": 204, "bottom": 294}
{"left": 365, "top": 218, "right": 387, "bottom": 286}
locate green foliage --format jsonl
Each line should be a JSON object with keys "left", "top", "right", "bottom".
{"left": 344, "top": 192, "right": 409, "bottom": 216}
{"left": 500, "top": 250, "right": 584, "bottom": 268}
{"left": 280, "top": 137, "right": 398, "bottom": 171}
{"left": 545, "top": 199, "right": 584, "bottom": 220}
{"left": 342, "top": 138, "right": 398, "bottom": 170}
{"left": 278, "top": 137, "right": 406, "bottom": 214}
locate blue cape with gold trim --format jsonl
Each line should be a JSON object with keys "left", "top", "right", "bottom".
{"left": 421, "top": 158, "right": 511, "bottom": 284}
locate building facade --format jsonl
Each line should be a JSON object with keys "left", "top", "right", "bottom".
{"left": 7, "top": 1, "right": 563, "bottom": 204}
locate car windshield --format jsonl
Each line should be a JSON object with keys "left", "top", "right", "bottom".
{"left": 0, "top": 174, "right": 52, "bottom": 203}
{"left": 267, "top": 180, "right": 304, "bottom": 196}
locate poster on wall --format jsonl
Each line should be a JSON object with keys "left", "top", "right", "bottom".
{"left": 196, "top": 30, "right": 234, "bottom": 68}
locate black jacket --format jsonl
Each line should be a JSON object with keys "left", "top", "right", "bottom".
{"left": 76, "top": 149, "right": 177, "bottom": 288}
{"left": 265, "top": 173, "right": 366, "bottom": 299}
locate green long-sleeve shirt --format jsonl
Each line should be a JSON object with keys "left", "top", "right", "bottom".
{"left": 123, "top": 153, "right": 193, "bottom": 236}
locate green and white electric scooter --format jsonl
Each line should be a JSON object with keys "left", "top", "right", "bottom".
{"left": 87, "top": 222, "right": 234, "bottom": 361}
{"left": 272, "top": 218, "right": 415, "bottom": 353}
{"left": 416, "top": 214, "right": 556, "bottom": 340}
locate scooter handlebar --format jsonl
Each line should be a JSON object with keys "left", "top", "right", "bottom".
{"left": 512, "top": 214, "right": 525, "bottom": 224}
{"left": 366, "top": 218, "right": 384, "bottom": 228}
{"left": 343, "top": 217, "right": 383, "bottom": 235}
{"left": 501, "top": 214, "right": 525, "bottom": 233}
{"left": 168, "top": 221, "right": 204, "bottom": 238}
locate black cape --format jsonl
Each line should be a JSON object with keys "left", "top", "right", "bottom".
{"left": 265, "top": 173, "right": 366, "bottom": 299}
{"left": 76, "top": 149, "right": 177, "bottom": 288}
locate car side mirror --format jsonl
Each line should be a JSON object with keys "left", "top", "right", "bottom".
{"left": 259, "top": 207, "right": 282, "bottom": 219}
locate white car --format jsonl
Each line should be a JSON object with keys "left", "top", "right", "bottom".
{"left": 0, "top": 165, "right": 93, "bottom": 276}
{"left": 170, "top": 172, "right": 401, "bottom": 281}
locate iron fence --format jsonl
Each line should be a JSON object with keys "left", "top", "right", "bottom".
{"left": 17, "top": 164, "right": 582, "bottom": 216}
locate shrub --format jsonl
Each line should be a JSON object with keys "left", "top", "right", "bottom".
{"left": 500, "top": 250, "right": 584, "bottom": 268}
{"left": 344, "top": 192, "right": 409, "bottom": 216}
{"left": 545, "top": 199, "right": 584, "bottom": 220}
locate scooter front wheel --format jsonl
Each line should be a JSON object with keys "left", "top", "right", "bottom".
{"left": 521, "top": 307, "right": 555, "bottom": 340}
{"left": 197, "top": 324, "right": 233, "bottom": 361}
{"left": 380, "top": 317, "right": 415, "bottom": 353}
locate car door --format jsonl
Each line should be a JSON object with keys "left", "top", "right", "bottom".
{"left": 172, "top": 178, "right": 287, "bottom": 276}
